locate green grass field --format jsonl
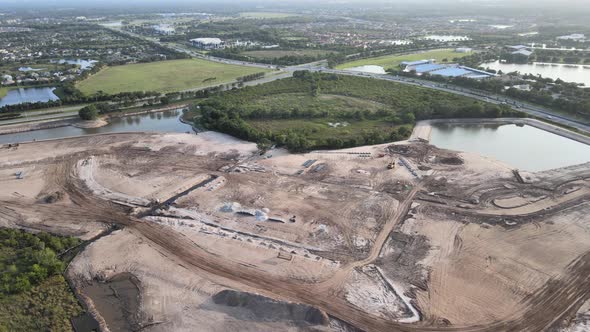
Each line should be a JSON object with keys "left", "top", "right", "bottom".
{"left": 0, "top": 87, "right": 8, "bottom": 99}
{"left": 239, "top": 12, "right": 297, "bottom": 19}
{"left": 241, "top": 49, "right": 336, "bottom": 59}
{"left": 76, "top": 59, "right": 270, "bottom": 95}
{"left": 336, "top": 49, "right": 468, "bottom": 70}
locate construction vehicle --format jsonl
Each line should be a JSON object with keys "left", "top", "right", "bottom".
{"left": 387, "top": 160, "right": 396, "bottom": 170}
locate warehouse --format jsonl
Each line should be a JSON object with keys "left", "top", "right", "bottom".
{"left": 190, "top": 38, "right": 225, "bottom": 50}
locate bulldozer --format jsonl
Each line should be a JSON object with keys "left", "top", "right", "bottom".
{"left": 387, "top": 159, "right": 396, "bottom": 170}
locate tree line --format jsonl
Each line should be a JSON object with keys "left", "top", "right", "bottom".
{"left": 196, "top": 71, "right": 524, "bottom": 152}
{"left": 397, "top": 70, "right": 590, "bottom": 119}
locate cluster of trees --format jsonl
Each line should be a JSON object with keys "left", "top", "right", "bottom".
{"left": 0, "top": 228, "right": 79, "bottom": 295}
{"left": 78, "top": 104, "right": 98, "bottom": 120}
{"left": 533, "top": 49, "right": 590, "bottom": 64}
{"left": 108, "top": 28, "right": 190, "bottom": 62}
{"left": 196, "top": 72, "right": 522, "bottom": 151}
{"left": 400, "top": 70, "right": 590, "bottom": 119}
{"left": 236, "top": 72, "right": 266, "bottom": 82}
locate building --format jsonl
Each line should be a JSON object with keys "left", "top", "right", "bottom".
{"left": 400, "top": 59, "right": 436, "bottom": 71}
{"left": 455, "top": 47, "right": 473, "bottom": 53}
{"left": 402, "top": 60, "right": 495, "bottom": 79}
{"left": 511, "top": 49, "right": 533, "bottom": 57}
{"left": 190, "top": 38, "right": 225, "bottom": 50}
{"left": 557, "top": 34, "right": 586, "bottom": 41}
{"left": 505, "top": 45, "right": 533, "bottom": 60}
{"left": 1, "top": 74, "right": 14, "bottom": 85}
{"left": 152, "top": 24, "right": 175, "bottom": 35}
{"left": 508, "top": 45, "right": 529, "bottom": 50}
{"left": 505, "top": 84, "right": 532, "bottom": 91}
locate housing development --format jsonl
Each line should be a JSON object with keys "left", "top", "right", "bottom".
{"left": 0, "top": 1, "right": 590, "bottom": 332}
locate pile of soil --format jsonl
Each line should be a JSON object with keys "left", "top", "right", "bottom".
{"left": 44, "top": 191, "right": 64, "bottom": 203}
{"left": 437, "top": 156, "right": 464, "bottom": 165}
{"left": 212, "top": 289, "right": 329, "bottom": 326}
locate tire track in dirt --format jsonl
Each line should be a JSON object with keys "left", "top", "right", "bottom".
{"left": 5, "top": 154, "right": 590, "bottom": 332}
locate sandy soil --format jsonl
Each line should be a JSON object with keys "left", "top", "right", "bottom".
{"left": 1, "top": 131, "right": 589, "bottom": 332}
{"left": 68, "top": 228, "right": 329, "bottom": 332}
{"left": 72, "top": 119, "right": 108, "bottom": 128}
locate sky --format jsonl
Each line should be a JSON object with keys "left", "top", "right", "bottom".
{"left": 0, "top": 0, "right": 588, "bottom": 14}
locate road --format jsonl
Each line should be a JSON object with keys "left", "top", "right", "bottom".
{"left": 0, "top": 105, "right": 84, "bottom": 126}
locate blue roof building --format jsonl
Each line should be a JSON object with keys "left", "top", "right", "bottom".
{"left": 413, "top": 63, "right": 446, "bottom": 73}
{"left": 400, "top": 60, "right": 432, "bottom": 67}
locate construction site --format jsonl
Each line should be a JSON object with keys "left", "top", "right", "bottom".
{"left": 1, "top": 130, "right": 590, "bottom": 332}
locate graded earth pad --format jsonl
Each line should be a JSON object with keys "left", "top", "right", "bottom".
{"left": 1, "top": 131, "right": 589, "bottom": 331}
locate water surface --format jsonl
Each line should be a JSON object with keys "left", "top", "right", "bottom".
{"left": 57, "top": 59, "right": 98, "bottom": 70}
{"left": 430, "top": 123, "right": 590, "bottom": 172}
{"left": 0, "top": 87, "right": 60, "bottom": 107}
{"left": 18, "top": 67, "right": 45, "bottom": 72}
{"left": 481, "top": 60, "right": 590, "bottom": 86}
{"left": 0, "top": 109, "right": 193, "bottom": 144}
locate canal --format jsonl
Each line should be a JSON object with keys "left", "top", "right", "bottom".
{"left": 0, "top": 109, "right": 193, "bottom": 144}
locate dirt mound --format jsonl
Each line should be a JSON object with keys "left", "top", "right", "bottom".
{"left": 44, "top": 191, "right": 64, "bottom": 203}
{"left": 212, "top": 289, "right": 329, "bottom": 325}
{"left": 437, "top": 156, "right": 464, "bottom": 165}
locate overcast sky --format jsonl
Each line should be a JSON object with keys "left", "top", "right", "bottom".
{"left": 0, "top": 0, "right": 588, "bottom": 13}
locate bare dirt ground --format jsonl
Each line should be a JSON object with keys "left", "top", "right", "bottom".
{"left": 1, "top": 131, "right": 589, "bottom": 332}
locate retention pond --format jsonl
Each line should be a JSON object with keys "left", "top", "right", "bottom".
{"left": 0, "top": 87, "right": 60, "bottom": 107}
{"left": 0, "top": 108, "right": 193, "bottom": 144}
{"left": 430, "top": 123, "right": 590, "bottom": 172}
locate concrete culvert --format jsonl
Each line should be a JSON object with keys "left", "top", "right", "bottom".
{"left": 220, "top": 202, "right": 241, "bottom": 212}
{"left": 212, "top": 290, "right": 329, "bottom": 326}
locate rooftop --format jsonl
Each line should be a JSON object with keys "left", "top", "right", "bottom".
{"left": 190, "top": 38, "right": 223, "bottom": 44}
{"left": 512, "top": 49, "right": 533, "bottom": 57}
{"left": 413, "top": 63, "right": 446, "bottom": 73}
{"left": 400, "top": 60, "right": 432, "bottom": 67}
{"left": 508, "top": 45, "right": 529, "bottom": 50}
{"left": 430, "top": 67, "right": 471, "bottom": 77}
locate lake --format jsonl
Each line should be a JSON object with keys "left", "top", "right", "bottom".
{"left": 346, "top": 65, "right": 387, "bottom": 74}
{"left": 430, "top": 123, "right": 590, "bottom": 172}
{"left": 481, "top": 60, "right": 590, "bottom": 86}
{"left": 0, "top": 87, "right": 60, "bottom": 107}
{"left": 18, "top": 67, "right": 45, "bottom": 72}
{"left": 0, "top": 109, "right": 193, "bottom": 144}
{"left": 56, "top": 59, "right": 98, "bottom": 70}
